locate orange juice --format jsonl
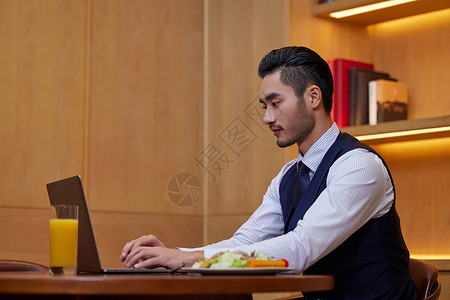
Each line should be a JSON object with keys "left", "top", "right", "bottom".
{"left": 49, "top": 219, "right": 78, "bottom": 267}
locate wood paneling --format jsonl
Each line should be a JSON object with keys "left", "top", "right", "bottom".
{"left": 0, "top": 0, "right": 86, "bottom": 208}
{"left": 0, "top": 207, "right": 49, "bottom": 265}
{"left": 205, "top": 0, "right": 291, "bottom": 222}
{"left": 90, "top": 210, "right": 203, "bottom": 268}
{"left": 206, "top": 214, "right": 253, "bottom": 245}
{"left": 290, "top": 0, "right": 373, "bottom": 63}
{"left": 88, "top": 0, "right": 204, "bottom": 214}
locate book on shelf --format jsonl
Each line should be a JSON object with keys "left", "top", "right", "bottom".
{"left": 349, "top": 68, "right": 397, "bottom": 126}
{"left": 368, "top": 79, "right": 408, "bottom": 125}
{"left": 328, "top": 59, "right": 373, "bottom": 128}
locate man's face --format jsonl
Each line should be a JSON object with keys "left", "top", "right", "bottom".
{"left": 259, "top": 71, "right": 315, "bottom": 148}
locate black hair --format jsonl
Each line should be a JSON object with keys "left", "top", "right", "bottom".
{"left": 258, "top": 46, "right": 333, "bottom": 113}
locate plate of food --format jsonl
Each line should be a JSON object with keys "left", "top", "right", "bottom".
{"left": 181, "top": 251, "right": 295, "bottom": 275}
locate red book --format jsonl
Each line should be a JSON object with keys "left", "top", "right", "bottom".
{"left": 328, "top": 59, "right": 373, "bottom": 128}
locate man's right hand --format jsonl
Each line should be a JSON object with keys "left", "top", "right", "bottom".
{"left": 120, "top": 234, "right": 166, "bottom": 263}
{"left": 119, "top": 234, "right": 203, "bottom": 269}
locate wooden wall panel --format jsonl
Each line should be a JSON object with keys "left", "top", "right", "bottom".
{"left": 205, "top": 0, "right": 292, "bottom": 243}
{"left": 371, "top": 9, "right": 450, "bottom": 120}
{"left": 0, "top": 207, "right": 49, "bottom": 265}
{"left": 0, "top": 0, "right": 86, "bottom": 208}
{"left": 290, "top": 0, "right": 373, "bottom": 63}
{"left": 89, "top": 211, "right": 203, "bottom": 268}
{"left": 88, "top": 0, "right": 204, "bottom": 215}
{"left": 207, "top": 214, "right": 254, "bottom": 244}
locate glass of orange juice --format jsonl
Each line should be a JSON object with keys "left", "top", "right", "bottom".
{"left": 49, "top": 204, "right": 78, "bottom": 275}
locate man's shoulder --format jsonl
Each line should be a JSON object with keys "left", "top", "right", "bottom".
{"left": 335, "top": 132, "right": 374, "bottom": 153}
{"left": 280, "top": 158, "right": 298, "bottom": 175}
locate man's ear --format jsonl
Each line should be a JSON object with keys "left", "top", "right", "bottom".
{"left": 307, "top": 85, "right": 322, "bottom": 109}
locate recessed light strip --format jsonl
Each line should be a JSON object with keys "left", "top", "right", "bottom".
{"left": 330, "top": 0, "right": 418, "bottom": 19}
{"left": 411, "top": 254, "right": 450, "bottom": 260}
{"left": 356, "top": 126, "right": 450, "bottom": 141}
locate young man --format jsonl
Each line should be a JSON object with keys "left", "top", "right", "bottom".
{"left": 121, "top": 46, "right": 417, "bottom": 299}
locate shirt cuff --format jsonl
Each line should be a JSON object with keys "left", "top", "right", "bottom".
{"left": 177, "top": 247, "right": 238, "bottom": 259}
{"left": 176, "top": 247, "right": 204, "bottom": 252}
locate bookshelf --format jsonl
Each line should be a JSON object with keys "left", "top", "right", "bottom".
{"left": 311, "top": 1, "right": 450, "bottom": 144}
{"left": 343, "top": 115, "right": 450, "bottom": 144}
{"left": 312, "top": 0, "right": 450, "bottom": 25}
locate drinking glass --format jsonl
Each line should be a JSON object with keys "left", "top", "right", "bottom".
{"left": 49, "top": 204, "right": 78, "bottom": 275}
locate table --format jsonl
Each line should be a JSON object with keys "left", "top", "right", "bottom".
{"left": 0, "top": 271, "right": 334, "bottom": 299}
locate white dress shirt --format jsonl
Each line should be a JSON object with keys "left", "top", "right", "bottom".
{"left": 181, "top": 123, "right": 394, "bottom": 273}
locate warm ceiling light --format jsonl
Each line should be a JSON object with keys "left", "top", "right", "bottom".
{"left": 356, "top": 126, "right": 450, "bottom": 141}
{"left": 330, "top": 0, "right": 418, "bottom": 19}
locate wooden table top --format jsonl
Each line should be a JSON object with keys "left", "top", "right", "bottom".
{"left": 0, "top": 271, "right": 334, "bottom": 297}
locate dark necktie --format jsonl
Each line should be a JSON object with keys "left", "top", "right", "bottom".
{"left": 284, "top": 161, "right": 311, "bottom": 233}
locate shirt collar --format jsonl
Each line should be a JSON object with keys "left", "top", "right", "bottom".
{"left": 297, "top": 123, "right": 340, "bottom": 173}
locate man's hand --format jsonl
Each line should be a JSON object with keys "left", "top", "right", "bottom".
{"left": 120, "top": 234, "right": 165, "bottom": 262}
{"left": 120, "top": 234, "right": 203, "bottom": 269}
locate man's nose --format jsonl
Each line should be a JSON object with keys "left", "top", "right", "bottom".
{"left": 263, "top": 108, "right": 275, "bottom": 125}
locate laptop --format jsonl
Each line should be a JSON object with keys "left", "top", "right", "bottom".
{"left": 46, "top": 175, "right": 173, "bottom": 274}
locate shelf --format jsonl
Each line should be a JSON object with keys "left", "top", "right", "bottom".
{"left": 342, "top": 115, "right": 450, "bottom": 144}
{"left": 312, "top": 0, "right": 450, "bottom": 25}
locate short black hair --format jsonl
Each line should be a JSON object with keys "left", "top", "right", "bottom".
{"left": 258, "top": 46, "right": 333, "bottom": 113}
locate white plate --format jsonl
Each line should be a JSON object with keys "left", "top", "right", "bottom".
{"left": 180, "top": 267, "right": 295, "bottom": 275}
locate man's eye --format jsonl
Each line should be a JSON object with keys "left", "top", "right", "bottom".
{"left": 272, "top": 102, "right": 279, "bottom": 107}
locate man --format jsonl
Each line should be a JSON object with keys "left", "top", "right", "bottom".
{"left": 121, "top": 46, "right": 417, "bottom": 299}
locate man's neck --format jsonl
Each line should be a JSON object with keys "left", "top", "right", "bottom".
{"left": 297, "top": 117, "right": 333, "bottom": 156}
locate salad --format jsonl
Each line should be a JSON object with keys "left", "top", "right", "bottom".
{"left": 192, "top": 251, "right": 289, "bottom": 269}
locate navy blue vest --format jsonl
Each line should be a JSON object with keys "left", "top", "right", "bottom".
{"left": 280, "top": 133, "right": 417, "bottom": 300}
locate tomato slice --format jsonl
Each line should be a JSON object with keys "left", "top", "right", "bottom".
{"left": 279, "top": 258, "right": 289, "bottom": 267}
